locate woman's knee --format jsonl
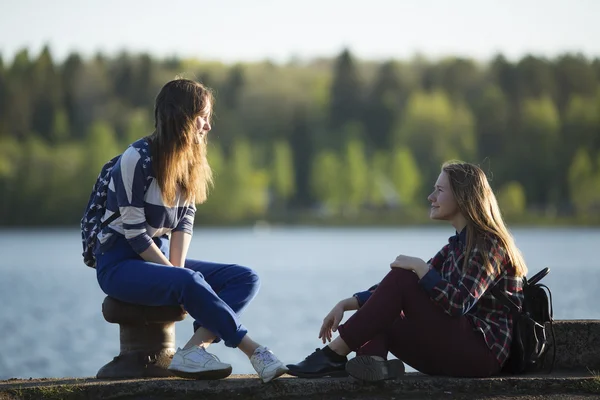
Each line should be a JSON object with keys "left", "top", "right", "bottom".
{"left": 384, "top": 268, "right": 419, "bottom": 286}
{"left": 235, "top": 264, "right": 261, "bottom": 293}
{"left": 174, "top": 267, "right": 202, "bottom": 291}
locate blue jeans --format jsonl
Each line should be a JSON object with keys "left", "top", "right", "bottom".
{"left": 95, "top": 235, "right": 260, "bottom": 348}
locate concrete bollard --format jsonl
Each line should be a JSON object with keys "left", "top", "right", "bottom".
{"left": 96, "top": 296, "right": 187, "bottom": 379}
{"left": 549, "top": 320, "right": 600, "bottom": 371}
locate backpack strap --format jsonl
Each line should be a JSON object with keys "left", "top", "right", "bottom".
{"left": 99, "top": 211, "right": 121, "bottom": 230}
{"left": 536, "top": 283, "right": 557, "bottom": 373}
{"left": 490, "top": 285, "right": 547, "bottom": 330}
{"left": 490, "top": 286, "right": 523, "bottom": 314}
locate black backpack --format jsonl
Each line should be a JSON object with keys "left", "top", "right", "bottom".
{"left": 491, "top": 267, "right": 555, "bottom": 374}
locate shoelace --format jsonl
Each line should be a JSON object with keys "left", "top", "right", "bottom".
{"left": 192, "top": 347, "right": 222, "bottom": 363}
{"left": 305, "top": 348, "right": 322, "bottom": 361}
{"left": 255, "top": 349, "right": 277, "bottom": 365}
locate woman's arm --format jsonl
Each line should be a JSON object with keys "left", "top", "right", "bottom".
{"left": 427, "top": 244, "right": 450, "bottom": 272}
{"left": 338, "top": 296, "right": 360, "bottom": 311}
{"left": 419, "top": 239, "right": 506, "bottom": 316}
{"left": 352, "top": 283, "right": 379, "bottom": 308}
{"left": 169, "top": 231, "right": 192, "bottom": 267}
{"left": 116, "top": 148, "right": 156, "bottom": 255}
{"left": 169, "top": 204, "right": 196, "bottom": 267}
{"left": 140, "top": 244, "right": 173, "bottom": 266}
{"left": 319, "top": 297, "right": 360, "bottom": 343}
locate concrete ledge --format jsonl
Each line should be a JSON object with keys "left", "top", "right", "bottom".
{"left": 1, "top": 320, "right": 598, "bottom": 399}
{"left": 1, "top": 373, "right": 599, "bottom": 400}
{"left": 550, "top": 320, "right": 600, "bottom": 370}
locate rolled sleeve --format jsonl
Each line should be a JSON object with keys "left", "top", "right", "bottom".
{"left": 174, "top": 204, "right": 196, "bottom": 234}
{"left": 418, "top": 268, "right": 443, "bottom": 295}
{"left": 352, "top": 283, "right": 379, "bottom": 308}
{"left": 353, "top": 290, "right": 373, "bottom": 308}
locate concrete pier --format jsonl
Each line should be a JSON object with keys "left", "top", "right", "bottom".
{"left": 1, "top": 320, "right": 599, "bottom": 400}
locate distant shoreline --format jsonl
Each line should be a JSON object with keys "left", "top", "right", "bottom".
{"left": 1, "top": 215, "right": 600, "bottom": 230}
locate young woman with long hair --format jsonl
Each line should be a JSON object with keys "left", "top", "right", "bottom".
{"left": 93, "top": 79, "right": 287, "bottom": 383}
{"left": 286, "top": 161, "right": 526, "bottom": 380}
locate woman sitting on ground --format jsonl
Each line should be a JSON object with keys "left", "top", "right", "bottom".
{"left": 286, "top": 161, "right": 526, "bottom": 380}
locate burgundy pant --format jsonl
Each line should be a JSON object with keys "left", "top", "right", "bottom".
{"left": 337, "top": 269, "right": 501, "bottom": 377}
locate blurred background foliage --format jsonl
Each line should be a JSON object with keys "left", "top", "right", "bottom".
{"left": 1, "top": 46, "right": 599, "bottom": 226}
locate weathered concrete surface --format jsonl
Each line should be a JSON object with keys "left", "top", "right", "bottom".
{"left": 1, "top": 373, "right": 598, "bottom": 400}
{"left": 1, "top": 320, "right": 598, "bottom": 399}
{"left": 550, "top": 320, "right": 600, "bottom": 371}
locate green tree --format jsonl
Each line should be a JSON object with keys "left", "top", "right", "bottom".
{"left": 554, "top": 54, "right": 598, "bottom": 113}
{"left": 0, "top": 54, "right": 6, "bottom": 135}
{"left": 131, "top": 53, "right": 155, "bottom": 107}
{"left": 51, "top": 108, "right": 70, "bottom": 142}
{"left": 363, "top": 61, "right": 405, "bottom": 150}
{"left": 509, "top": 97, "right": 560, "bottom": 207}
{"left": 83, "top": 121, "right": 120, "bottom": 187}
{"left": 230, "top": 140, "right": 269, "bottom": 219}
{"left": 367, "top": 151, "right": 390, "bottom": 207}
{"left": 45, "top": 143, "right": 87, "bottom": 223}
{"left": 271, "top": 140, "right": 296, "bottom": 206}
{"left": 289, "top": 106, "right": 314, "bottom": 207}
{"left": 197, "top": 143, "right": 231, "bottom": 222}
{"left": 123, "top": 110, "right": 153, "bottom": 145}
{"left": 221, "top": 64, "right": 245, "bottom": 110}
{"left": 497, "top": 181, "right": 527, "bottom": 218}
{"left": 473, "top": 85, "right": 509, "bottom": 169}
{"left": 14, "top": 137, "right": 54, "bottom": 222}
{"left": 0, "top": 137, "right": 23, "bottom": 223}
{"left": 342, "top": 138, "right": 369, "bottom": 212}
{"left": 311, "top": 151, "right": 343, "bottom": 214}
{"left": 31, "top": 45, "right": 62, "bottom": 141}
{"left": 390, "top": 147, "right": 422, "bottom": 208}
{"left": 6, "top": 49, "right": 33, "bottom": 139}
{"left": 438, "top": 57, "right": 482, "bottom": 105}
{"left": 61, "top": 53, "right": 84, "bottom": 137}
{"left": 568, "top": 148, "right": 600, "bottom": 214}
{"left": 515, "top": 56, "right": 556, "bottom": 99}
{"left": 329, "top": 49, "right": 363, "bottom": 133}
{"left": 393, "top": 90, "right": 475, "bottom": 190}
{"left": 557, "top": 94, "right": 600, "bottom": 204}
{"left": 491, "top": 54, "right": 519, "bottom": 103}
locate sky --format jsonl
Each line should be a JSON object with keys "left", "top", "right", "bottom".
{"left": 1, "top": 0, "right": 598, "bottom": 64}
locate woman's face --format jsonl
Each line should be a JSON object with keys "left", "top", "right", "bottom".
{"left": 196, "top": 114, "right": 211, "bottom": 134}
{"left": 194, "top": 107, "right": 212, "bottom": 143}
{"left": 427, "top": 171, "right": 460, "bottom": 221}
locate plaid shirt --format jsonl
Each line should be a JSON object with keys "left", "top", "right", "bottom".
{"left": 354, "top": 229, "right": 523, "bottom": 366}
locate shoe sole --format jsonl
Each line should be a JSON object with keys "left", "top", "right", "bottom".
{"left": 345, "top": 356, "right": 404, "bottom": 382}
{"left": 168, "top": 365, "right": 233, "bottom": 380}
{"left": 286, "top": 368, "right": 348, "bottom": 379}
{"left": 260, "top": 366, "right": 289, "bottom": 383}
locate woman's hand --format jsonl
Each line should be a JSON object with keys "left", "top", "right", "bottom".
{"left": 318, "top": 297, "right": 360, "bottom": 343}
{"left": 391, "top": 255, "right": 430, "bottom": 279}
{"left": 319, "top": 303, "right": 345, "bottom": 343}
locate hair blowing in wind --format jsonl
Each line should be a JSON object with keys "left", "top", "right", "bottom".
{"left": 443, "top": 161, "right": 528, "bottom": 277}
{"left": 151, "top": 79, "right": 214, "bottom": 206}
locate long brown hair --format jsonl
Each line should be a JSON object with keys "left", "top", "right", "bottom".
{"left": 442, "top": 161, "right": 528, "bottom": 277}
{"left": 150, "top": 79, "right": 214, "bottom": 206}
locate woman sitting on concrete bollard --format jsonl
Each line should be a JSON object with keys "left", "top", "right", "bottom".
{"left": 92, "top": 78, "right": 287, "bottom": 383}
{"left": 286, "top": 161, "right": 526, "bottom": 381}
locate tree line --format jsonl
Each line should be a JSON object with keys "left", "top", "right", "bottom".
{"left": 0, "top": 46, "right": 599, "bottom": 226}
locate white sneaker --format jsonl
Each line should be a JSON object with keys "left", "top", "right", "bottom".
{"left": 168, "top": 346, "right": 232, "bottom": 380}
{"left": 250, "top": 346, "right": 288, "bottom": 383}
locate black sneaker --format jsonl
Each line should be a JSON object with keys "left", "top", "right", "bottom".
{"left": 345, "top": 355, "right": 405, "bottom": 382}
{"left": 286, "top": 348, "right": 348, "bottom": 378}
